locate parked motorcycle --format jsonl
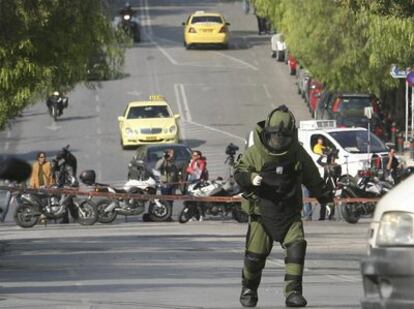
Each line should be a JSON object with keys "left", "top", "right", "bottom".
{"left": 179, "top": 143, "right": 248, "bottom": 224}
{"left": 337, "top": 169, "right": 392, "bottom": 224}
{"left": 13, "top": 145, "right": 97, "bottom": 228}
{"left": 13, "top": 188, "right": 97, "bottom": 228}
{"left": 79, "top": 170, "right": 172, "bottom": 223}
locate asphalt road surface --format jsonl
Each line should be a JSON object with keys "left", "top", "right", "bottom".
{"left": 0, "top": 0, "right": 367, "bottom": 308}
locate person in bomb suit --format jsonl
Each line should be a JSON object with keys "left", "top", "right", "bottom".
{"left": 234, "top": 105, "right": 333, "bottom": 307}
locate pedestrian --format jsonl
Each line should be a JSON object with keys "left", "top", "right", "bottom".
{"left": 302, "top": 186, "right": 312, "bottom": 220}
{"left": 186, "top": 150, "right": 207, "bottom": 184}
{"left": 312, "top": 136, "right": 326, "bottom": 155}
{"left": 242, "top": 0, "right": 250, "bottom": 14}
{"left": 29, "top": 152, "right": 55, "bottom": 189}
{"left": 386, "top": 147, "right": 402, "bottom": 184}
{"left": 234, "top": 105, "right": 333, "bottom": 307}
{"left": 155, "top": 148, "right": 179, "bottom": 207}
{"left": 253, "top": 6, "right": 267, "bottom": 35}
{"left": 316, "top": 149, "right": 341, "bottom": 220}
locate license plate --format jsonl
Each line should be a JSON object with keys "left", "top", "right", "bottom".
{"left": 145, "top": 136, "right": 157, "bottom": 141}
{"left": 202, "top": 29, "right": 213, "bottom": 32}
{"left": 335, "top": 189, "right": 342, "bottom": 197}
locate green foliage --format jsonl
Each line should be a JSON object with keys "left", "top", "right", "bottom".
{"left": 0, "top": 0, "right": 126, "bottom": 129}
{"left": 252, "top": 0, "right": 414, "bottom": 97}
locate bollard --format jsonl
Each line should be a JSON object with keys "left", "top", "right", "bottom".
{"left": 391, "top": 122, "right": 397, "bottom": 146}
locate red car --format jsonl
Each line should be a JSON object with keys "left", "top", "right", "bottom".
{"left": 307, "top": 79, "right": 324, "bottom": 116}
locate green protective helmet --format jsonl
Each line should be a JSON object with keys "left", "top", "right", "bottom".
{"left": 262, "top": 105, "right": 297, "bottom": 153}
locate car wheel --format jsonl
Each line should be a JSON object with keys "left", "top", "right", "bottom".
{"left": 185, "top": 43, "right": 191, "bottom": 50}
{"left": 222, "top": 43, "right": 229, "bottom": 50}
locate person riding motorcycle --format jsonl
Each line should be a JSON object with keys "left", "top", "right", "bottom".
{"left": 46, "top": 91, "right": 68, "bottom": 117}
{"left": 234, "top": 105, "right": 333, "bottom": 308}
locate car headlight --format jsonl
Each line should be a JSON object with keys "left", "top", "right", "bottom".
{"left": 376, "top": 211, "right": 414, "bottom": 246}
{"left": 169, "top": 125, "right": 177, "bottom": 133}
{"left": 125, "top": 128, "right": 134, "bottom": 137}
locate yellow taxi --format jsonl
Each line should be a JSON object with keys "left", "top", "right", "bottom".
{"left": 118, "top": 95, "right": 180, "bottom": 148}
{"left": 182, "top": 11, "right": 230, "bottom": 49}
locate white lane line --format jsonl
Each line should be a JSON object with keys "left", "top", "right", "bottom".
{"left": 263, "top": 84, "right": 271, "bottom": 99}
{"left": 179, "top": 84, "right": 192, "bottom": 122}
{"left": 174, "top": 83, "right": 187, "bottom": 142}
{"left": 187, "top": 120, "right": 246, "bottom": 143}
{"left": 212, "top": 51, "right": 259, "bottom": 71}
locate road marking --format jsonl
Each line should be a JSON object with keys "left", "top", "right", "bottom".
{"left": 212, "top": 51, "right": 259, "bottom": 71}
{"left": 186, "top": 120, "right": 245, "bottom": 143}
{"left": 174, "top": 83, "right": 187, "bottom": 142}
{"left": 46, "top": 122, "right": 61, "bottom": 131}
{"left": 127, "top": 90, "right": 142, "bottom": 97}
{"left": 263, "top": 84, "right": 271, "bottom": 99}
{"left": 179, "top": 84, "right": 192, "bottom": 122}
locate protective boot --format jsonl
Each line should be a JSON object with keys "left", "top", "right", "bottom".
{"left": 240, "top": 271, "right": 260, "bottom": 308}
{"left": 239, "top": 286, "right": 258, "bottom": 307}
{"left": 285, "top": 291, "right": 307, "bottom": 307}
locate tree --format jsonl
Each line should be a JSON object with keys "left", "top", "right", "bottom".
{"left": 0, "top": 0, "right": 126, "bottom": 129}
{"left": 251, "top": 0, "right": 414, "bottom": 98}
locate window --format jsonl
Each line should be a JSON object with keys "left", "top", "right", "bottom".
{"left": 127, "top": 106, "right": 171, "bottom": 119}
{"left": 336, "top": 97, "right": 372, "bottom": 117}
{"left": 310, "top": 134, "right": 336, "bottom": 154}
{"left": 191, "top": 16, "right": 223, "bottom": 24}
{"left": 328, "top": 130, "right": 387, "bottom": 153}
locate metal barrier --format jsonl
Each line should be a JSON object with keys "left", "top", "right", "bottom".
{"left": 0, "top": 185, "right": 380, "bottom": 205}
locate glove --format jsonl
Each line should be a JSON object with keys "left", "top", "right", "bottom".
{"left": 251, "top": 173, "right": 262, "bottom": 186}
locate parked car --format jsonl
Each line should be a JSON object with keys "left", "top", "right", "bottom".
{"left": 128, "top": 143, "right": 192, "bottom": 180}
{"left": 271, "top": 33, "right": 286, "bottom": 61}
{"left": 297, "top": 67, "right": 311, "bottom": 99}
{"left": 360, "top": 174, "right": 414, "bottom": 308}
{"left": 315, "top": 93, "right": 385, "bottom": 139}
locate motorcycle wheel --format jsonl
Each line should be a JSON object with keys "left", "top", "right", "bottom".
{"left": 232, "top": 207, "right": 248, "bottom": 223}
{"left": 14, "top": 203, "right": 40, "bottom": 228}
{"left": 148, "top": 200, "right": 172, "bottom": 222}
{"left": 76, "top": 200, "right": 98, "bottom": 225}
{"left": 339, "top": 192, "right": 360, "bottom": 224}
{"left": 52, "top": 106, "right": 58, "bottom": 121}
{"left": 96, "top": 199, "right": 117, "bottom": 224}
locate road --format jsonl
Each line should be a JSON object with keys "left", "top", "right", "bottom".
{"left": 0, "top": 0, "right": 366, "bottom": 308}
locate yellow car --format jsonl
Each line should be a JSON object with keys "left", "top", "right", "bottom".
{"left": 182, "top": 11, "right": 230, "bottom": 49}
{"left": 118, "top": 96, "right": 180, "bottom": 148}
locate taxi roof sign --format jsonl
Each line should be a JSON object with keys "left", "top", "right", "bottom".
{"left": 149, "top": 95, "right": 166, "bottom": 101}
{"left": 299, "top": 120, "right": 336, "bottom": 130}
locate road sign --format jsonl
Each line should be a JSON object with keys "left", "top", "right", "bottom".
{"left": 390, "top": 64, "right": 407, "bottom": 79}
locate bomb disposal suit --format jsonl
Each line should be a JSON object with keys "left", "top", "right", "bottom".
{"left": 234, "top": 105, "right": 333, "bottom": 308}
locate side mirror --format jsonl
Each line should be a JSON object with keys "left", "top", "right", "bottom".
{"left": 118, "top": 116, "right": 124, "bottom": 122}
{"left": 135, "top": 159, "right": 144, "bottom": 165}
{"left": 174, "top": 114, "right": 180, "bottom": 119}
{"left": 182, "top": 22, "right": 185, "bottom": 26}
{"left": 226, "top": 22, "right": 230, "bottom": 26}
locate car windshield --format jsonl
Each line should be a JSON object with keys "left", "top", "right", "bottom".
{"left": 147, "top": 147, "right": 192, "bottom": 163}
{"left": 328, "top": 130, "right": 387, "bottom": 153}
{"left": 127, "top": 106, "right": 171, "bottom": 119}
{"left": 337, "top": 97, "right": 372, "bottom": 117}
{"left": 191, "top": 16, "right": 223, "bottom": 24}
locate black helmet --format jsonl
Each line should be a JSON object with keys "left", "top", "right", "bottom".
{"left": 262, "top": 105, "right": 296, "bottom": 153}
{"left": 79, "top": 169, "right": 96, "bottom": 186}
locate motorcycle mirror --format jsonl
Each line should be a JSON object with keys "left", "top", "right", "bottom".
{"left": 118, "top": 116, "right": 124, "bottom": 122}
